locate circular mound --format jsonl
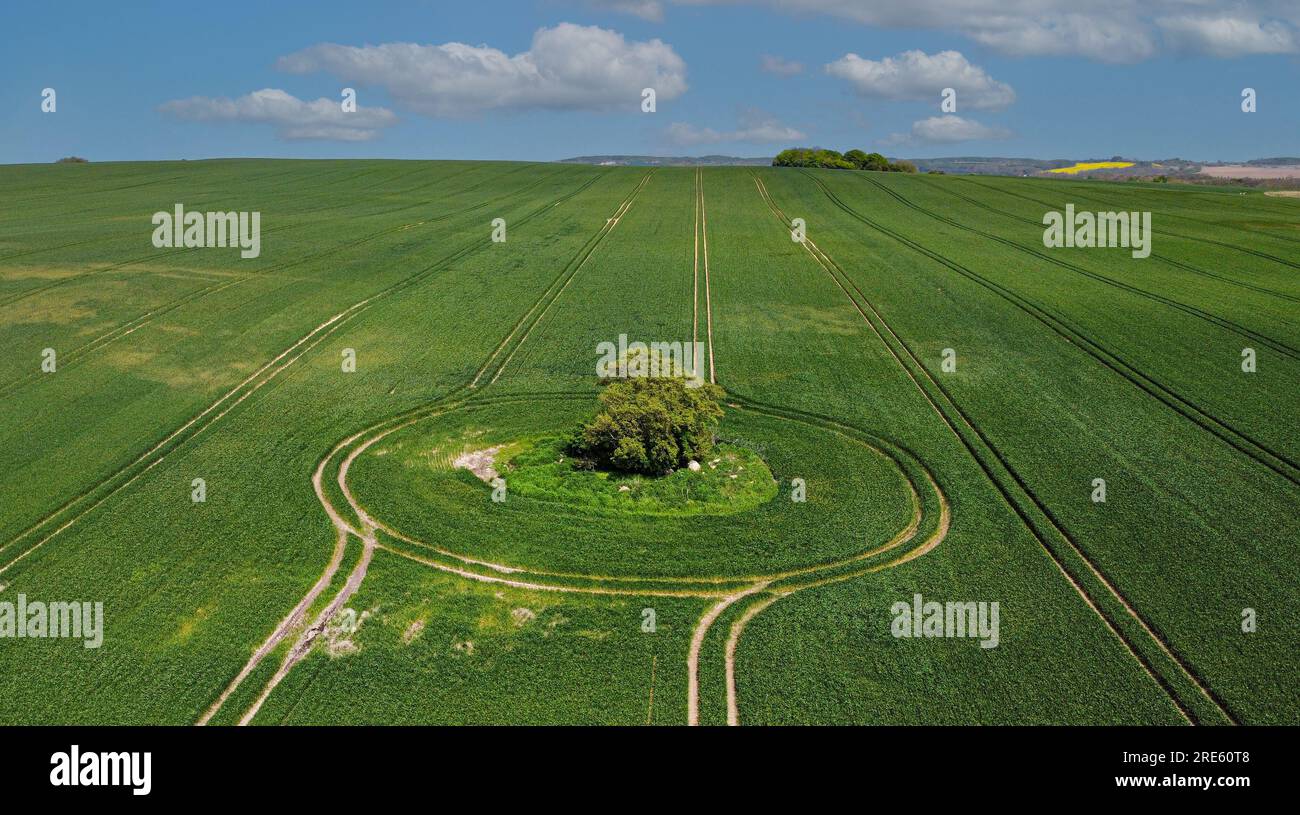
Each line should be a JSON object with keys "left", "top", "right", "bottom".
{"left": 345, "top": 397, "right": 918, "bottom": 580}
{"left": 501, "top": 436, "right": 778, "bottom": 517}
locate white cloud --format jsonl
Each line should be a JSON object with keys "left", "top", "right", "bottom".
{"left": 159, "top": 88, "right": 398, "bottom": 141}
{"left": 825, "top": 50, "right": 1014, "bottom": 110}
{"left": 666, "top": 110, "right": 805, "bottom": 145}
{"left": 276, "top": 23, "right": 687, "bottom": 117}
{"left": 1158, "top": 15, "right": 1296, "bottom": 57}
{"left": 888, "top": 114, "right": 1012, "bottom": 145}
{"left": 667, "top": 0, "right": 1155, "bottom": 61}
{"left": 587, "top": 0, "right": 665, "bottom": 21}
{"left": 962, "top": 12, "right": 1157, "bottom": 62}
{"left": 760, "top": 54, "right": 805, "bottom": 76}
{"left": 663, "top": 1, "right": 1300, "bottom": 62}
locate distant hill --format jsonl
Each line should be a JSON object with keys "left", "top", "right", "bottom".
{"left": 560, "top": 154, "right": 1194, "bottom": 176}
{"left": 559, "top": 153, "right": 1299, "bottom": 187}
{"left": 558, "top": 155, "right": 771, "bottom": 167}
{"left": 904, "top": 156, "right": 1202, "bottom": 177}
{"left": 906, "top": 156, "right": 1072, "bottom": 175}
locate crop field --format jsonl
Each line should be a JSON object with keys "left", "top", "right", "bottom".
{"left": 0, "top": 159, "right": 1296, "bottom": 725}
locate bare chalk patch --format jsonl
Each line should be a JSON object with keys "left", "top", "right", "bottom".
{"left": 511, "top": 607, "right": 537, "bottom": 627}
{"left": 402, "top": 619, "right": 426, "bottom": 644}
{"left": 453, "top": 446, "right": 504, "bottom": 483}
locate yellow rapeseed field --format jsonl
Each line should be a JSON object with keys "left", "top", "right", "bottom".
{"left": 1047, "top": 161, "right": 1135, "bottom": 174}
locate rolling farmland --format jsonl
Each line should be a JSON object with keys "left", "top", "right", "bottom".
{"left": 0, "top": 159, "right": 1296, "bottom": 725}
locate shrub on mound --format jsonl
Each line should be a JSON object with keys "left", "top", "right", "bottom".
{"left": 568, "top": 378, "right": 725, "bottom": 475}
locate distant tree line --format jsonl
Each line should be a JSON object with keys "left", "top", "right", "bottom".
{"left": 55, "top": 156, "right": 89, "bottom": 164}
{"left": 773, "top": 148, "right": 916, "bottom": 173}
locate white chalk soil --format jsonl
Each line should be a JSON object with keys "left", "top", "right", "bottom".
{"left": 454, "top": 446, "right": 504, "bottom": 483}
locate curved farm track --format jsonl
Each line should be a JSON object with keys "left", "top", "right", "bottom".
{"left": 199, "top": 168, "right": 952, "bottom": 726}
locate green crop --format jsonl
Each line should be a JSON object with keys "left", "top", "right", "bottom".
{"left": 0, "top": 160, "right": 1293, "bottom": 725}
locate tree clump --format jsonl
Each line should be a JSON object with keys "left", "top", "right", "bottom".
{"left": 568, "top": 377, "right": 725, "bottom": 476}
{"left": 773, "top": 147, "right": 916, "bottom": 173}
{"left": 773, "top": 147, "right": 855, "bottom": 170}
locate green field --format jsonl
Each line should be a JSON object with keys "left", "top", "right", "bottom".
{"left": 0, "top": 159, "right": 1296, "bottom": 725}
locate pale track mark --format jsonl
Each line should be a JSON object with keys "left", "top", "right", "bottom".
{"left": 201, "top": 399, "right": 422, "bottom": 725}
{"left": 687, "top": 583, "right": 767, "bottom": 726}
{"left": 320, "top": 397, "right": 951, "bottom": 724}
{"left": 721, "top": 449, "right": 953, "bottom": 724}
{"left": 693, "top": 167, "right": 700, "bottom": 349}
{"left": 699, "top": 169, "right": 716, "bottom": 384}
{"left": 196, "top": 527, "right": 348, "bottom": 726}
{"left": 0, "top": 276, "right": 250, "bottom": 398}
{"left": 465, "top": 174, "right": 646, "bottom": 389}
{"left": 725, "top": 593, "right": 784, "bottom": 726}
{"left": 336, "top": 395, "right": 935, "bottom": 589}
{"left": 646, "top": 654, "right": 657, "bottom": 725}
{"left": 0, "top": 307, "right": 362, "bottom": 576}
{"left": 486, "top": 172, "right": 653, "bottom": 386}
{"left": 238, "top": 532, "right": 376, "bottom": 726}
{"left": 199, "top": 395, "right": 433, "bottom": 723}
{"left": 377, "top": 541, "right": 730, "bottom": 598}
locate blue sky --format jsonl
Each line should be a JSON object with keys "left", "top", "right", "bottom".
{"left": 2, "top": 0, "right": 1298, "bottom": 164}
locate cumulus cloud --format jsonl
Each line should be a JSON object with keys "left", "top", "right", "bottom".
{"left": 276, "top": 23, "right": 687, "bottom": 117}
{"left": 1158, "top": 15, "right": 1296, "bottom": 57}
{"left": 159, "top": 88, "right": 398, "bottom": 141}
{"left": 666, "top": 109, "right": 805, "bottom": 145}
{"left": 887, "top": 114, "right": 1012, "bottom": 145}
{"left": 657, "top": 1, "right": 1300, "bottom": 62}
{"left": 760, "top": 54, "right": 805, "bottom": 76}
{"left": 825, "top": 50, "right": 1014, "bottom": 110}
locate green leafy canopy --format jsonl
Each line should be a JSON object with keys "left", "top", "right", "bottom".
{"left": 774, "top": 147, "right": 916, "bottom": 173}
{"left": 568, "top": 377, "right": 725, "bottom": 475}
